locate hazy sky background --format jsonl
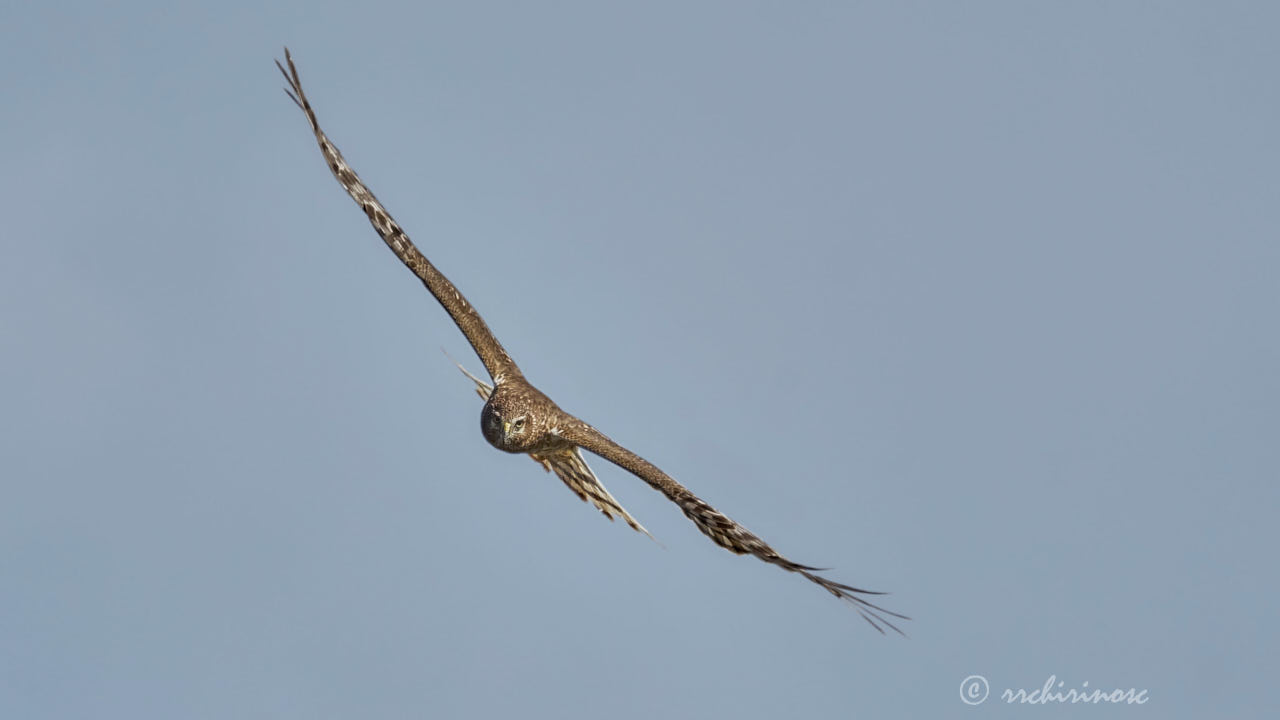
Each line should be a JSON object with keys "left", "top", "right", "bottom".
{"left": 3, "top": 2, "right": 1276, "bottom": 718}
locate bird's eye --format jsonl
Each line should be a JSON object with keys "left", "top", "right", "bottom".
{"left": 512, "top": 417, "right": 526, "bottom": 432}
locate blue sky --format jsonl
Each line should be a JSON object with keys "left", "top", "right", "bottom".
{"left": 2, "top": 2, "right": 1276, "bottom": 718}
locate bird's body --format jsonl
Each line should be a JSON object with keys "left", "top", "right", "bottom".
{"left": 277, "top": 49, "right": 906, "bottom": 634}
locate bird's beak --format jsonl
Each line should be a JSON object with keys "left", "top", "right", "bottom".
{"left": 502, "top": 420, "right": 511, "bottom": 435}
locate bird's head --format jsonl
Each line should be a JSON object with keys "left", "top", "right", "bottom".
{"left": 480, "top": 390, "right": 545, "bottom": 453}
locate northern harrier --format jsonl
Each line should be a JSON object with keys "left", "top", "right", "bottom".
{"left": 277, "top": 49, "right": 906, "bottom": 634}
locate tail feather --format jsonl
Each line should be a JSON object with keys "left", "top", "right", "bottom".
{"left": 536, "top": 449, "right": 657, "bottom": 543}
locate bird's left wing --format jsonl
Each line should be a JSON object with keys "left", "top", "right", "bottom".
{"left": 556, "top": 420, "right": 908, "bottom": 634}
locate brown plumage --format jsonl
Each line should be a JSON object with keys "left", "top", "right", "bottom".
{"left": 277, "top": 49, "right": 907, "bottom": 634}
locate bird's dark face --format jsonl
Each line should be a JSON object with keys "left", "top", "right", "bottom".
{"left": 480, "top": 393, "right": 543, "bottom": 453}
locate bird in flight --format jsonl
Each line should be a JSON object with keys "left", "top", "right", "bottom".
{"left": 276, "top": 49, "right": 906, "bottom": 634}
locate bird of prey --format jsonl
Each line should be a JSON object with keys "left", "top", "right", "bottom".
{"left": 276, "top": 49, "right": 906, "bottom": 634}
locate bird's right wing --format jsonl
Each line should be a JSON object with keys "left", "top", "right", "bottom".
{"left": 557, "top": 420, "right": 908, "bottom": 634}
{"left": 276, "top": 49, "right": 521, "bottom": 383}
